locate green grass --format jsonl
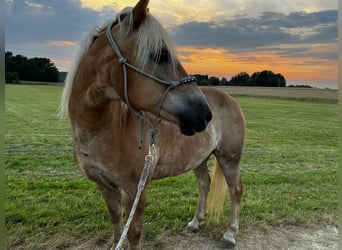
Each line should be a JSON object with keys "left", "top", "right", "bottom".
{"left": 5, "top": 84, "right": 337, "bottom": 248}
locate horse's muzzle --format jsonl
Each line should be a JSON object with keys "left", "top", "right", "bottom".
{"left": 177, "top": 101, "right": 212, "bottom": 136}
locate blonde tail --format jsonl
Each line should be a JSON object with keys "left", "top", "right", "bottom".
{"left": 207, "top": 159, "right": 228, "bottom": 222}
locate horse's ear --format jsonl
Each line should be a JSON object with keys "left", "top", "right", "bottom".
{"left": 132, "top": 0, "right": 149, "bottom": 28}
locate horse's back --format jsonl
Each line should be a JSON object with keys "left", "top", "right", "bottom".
{"left": 201, "top": 87, "right": 243, "bottom": 115}
{"left": 201, "top": 87, "right": 245, "bottom": 155}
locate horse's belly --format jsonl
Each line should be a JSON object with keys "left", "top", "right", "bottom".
{"left": 152, "top": 151, "right": 210, "bottom": 179}
{"left": 152, "top": 128, "right": 216, "bottom": 179}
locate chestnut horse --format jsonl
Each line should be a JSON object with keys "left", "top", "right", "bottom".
{"left": 60, "top": 0, "right": 244, "bottom": 249}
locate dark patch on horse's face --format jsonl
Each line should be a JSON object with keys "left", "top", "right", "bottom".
{"left": 150, "top": 47, "right": 171, "bottom": 66}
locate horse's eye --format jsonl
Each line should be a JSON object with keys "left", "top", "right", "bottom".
{"left": 151, "top": 47, "right": 170, "bottom": 65}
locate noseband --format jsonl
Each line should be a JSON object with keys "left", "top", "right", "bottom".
{"left": 106, "top": 19, "right": 196, "bottom": 147}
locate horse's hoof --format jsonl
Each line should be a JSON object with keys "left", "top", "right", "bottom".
{"left": 222, "top": 232, "right": 236, "bottom": 249}
{"left": 185, "top": 222, "right": 199, "bottom": 233}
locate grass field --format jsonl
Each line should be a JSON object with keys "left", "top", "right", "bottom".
{"left": 5, "top": 84, "right": 338, "bottom": 249}
{"left": 217, "top": 86, "right": 338, "bottom": 100}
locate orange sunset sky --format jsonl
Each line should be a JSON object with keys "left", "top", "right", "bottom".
{"left": 5, "top": 0, "right": 338, "bottom": 88}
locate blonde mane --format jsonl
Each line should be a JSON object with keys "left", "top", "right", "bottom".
{"left": 58, "top": 19, "right": 112, "bottom": 119}
{"left": 59, "top": 8, "right": 178, "bottom": 119}
{"left": 132, "top": 11, "right": 179, "bottom": 72}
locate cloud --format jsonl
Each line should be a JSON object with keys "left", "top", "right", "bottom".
{"left": 5, "top": 0, "right": 118, "bottom": 70}
{"left": 169, "top": 8, "right": 337, "bottom": 84}
{"left": 5, "top": 0, "right": 116, "bottom": 47}
{"left": 169, "top": 10, "right": 338, "bottom": 52}
{"left": 150, "top": 0, "right": 338, "bottom": 26}
{"left": 80, "top": 0, "right": 119, "bottom": 11}
{"left": 50, "top": 41, "right": 77, "bottom": 47}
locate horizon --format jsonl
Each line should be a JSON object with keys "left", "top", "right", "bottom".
{"left": 5, "top": 50, "right": 337, "bottom": 89}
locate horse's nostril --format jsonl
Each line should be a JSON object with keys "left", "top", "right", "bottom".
{"left": 206, "top": 110, "right": 212, "bottom": 122}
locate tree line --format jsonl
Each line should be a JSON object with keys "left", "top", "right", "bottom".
{"left": 5, "top": 51, "right": 286, "bottom": 87}
{"left": 5, "top": 51, "right": 60, "bottom": 83}
{"left": 194, "top": 70, "right": 286, "bottom": 87}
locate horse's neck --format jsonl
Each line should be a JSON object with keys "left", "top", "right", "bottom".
{"left": 70, "top": 89, "right": 128, "bottom": 128}
{"left": 69, "top": 51, "right": 144, "bottom": 141}
{"left": 69, "top": 55, "right": 120, "bottom": 127}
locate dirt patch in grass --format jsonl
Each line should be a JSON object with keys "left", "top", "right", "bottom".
{"left": 143, "top": 225, "right": 338, "bottom": 250}
{"left": 57, "top": 225, "right": 338, "bottom": 250}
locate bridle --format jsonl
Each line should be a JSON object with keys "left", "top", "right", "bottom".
{"left": 106, "top": 19, "right": 196, "bottom": 148}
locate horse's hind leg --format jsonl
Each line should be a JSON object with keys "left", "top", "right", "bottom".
{"left": 186, "top": 160, "right": 210, "bottom": 233}
{"left": 217, "top": 156, "right": 243, "bottom": 248}
{"left": 97, "top": 185, "right": 124, "bottom": 247}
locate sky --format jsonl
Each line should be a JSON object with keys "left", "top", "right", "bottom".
{"left": 4, "top": 0, "right": 338, "bottom": 88}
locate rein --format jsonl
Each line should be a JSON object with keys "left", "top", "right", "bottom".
{"left": 106, "top": 20, "right": 195, "bottom": 250}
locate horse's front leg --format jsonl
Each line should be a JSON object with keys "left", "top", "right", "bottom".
{"left": 122, "top": 186, "right": 149, "bottom": 250}
{"left": 97, "top": 184, "right": 124, "bottom": 246}
{"left": 186, "top": 161, "right": 210, "bottom": 233}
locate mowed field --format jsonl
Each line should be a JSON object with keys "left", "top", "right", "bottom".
{"left": 5, "top": 84, "right": 337, "bottom": 249}
{"left": 216, "top": 86, "right": 338, "bottom": 100}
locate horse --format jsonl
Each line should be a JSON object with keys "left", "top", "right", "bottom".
{"left": 59, "top": 0, "right": 245, "bottom": 249}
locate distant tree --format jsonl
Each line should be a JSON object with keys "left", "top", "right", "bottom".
{"left": 208, "top": 76, "right": 220, "bottom": 86}
{"left": 5, "top": 51, "right": 16, "bottom": 72}
{"left": 193, "top": 74, "right": 209, "bottom": 86}
{"left": 275, "top": 73, "right": 286, "bottom": 87}
{"left": 5, "top": 52, "right": 23, "bottom": 83}
{"left": 30, "top": 57, "right": 59, "bottom": 82}
{"left": 193, "top": 70, "right": 286, "bottom": 87}
{"left": 252, "top": 70, "right": 286, "bottom": 87}
{"left": 221, "top": 77, "right": 228, "bottom": 86}
{"left": 229, "top": 72, "right": 250, "bottom": 86}
{"left": 5, "top": 72, "right": 19, "bottom": 83}
{"left": 257, "top": 70, "right": 273, "bottom": 86}
{"left": 5, "top": 51, "right": 60, "bottom": 82}
{"left": 250, "top": 72, "right": 259, "bottom": 85}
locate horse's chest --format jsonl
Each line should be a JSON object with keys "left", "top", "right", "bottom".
{"left": 75, "top": 145, "right": 94, "bottom": 173}
{"left": 74, "top": 142, "right": 103, "bottom": 177}
{"left": 71, "top": 128, "right": 117, "bottom": 180}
